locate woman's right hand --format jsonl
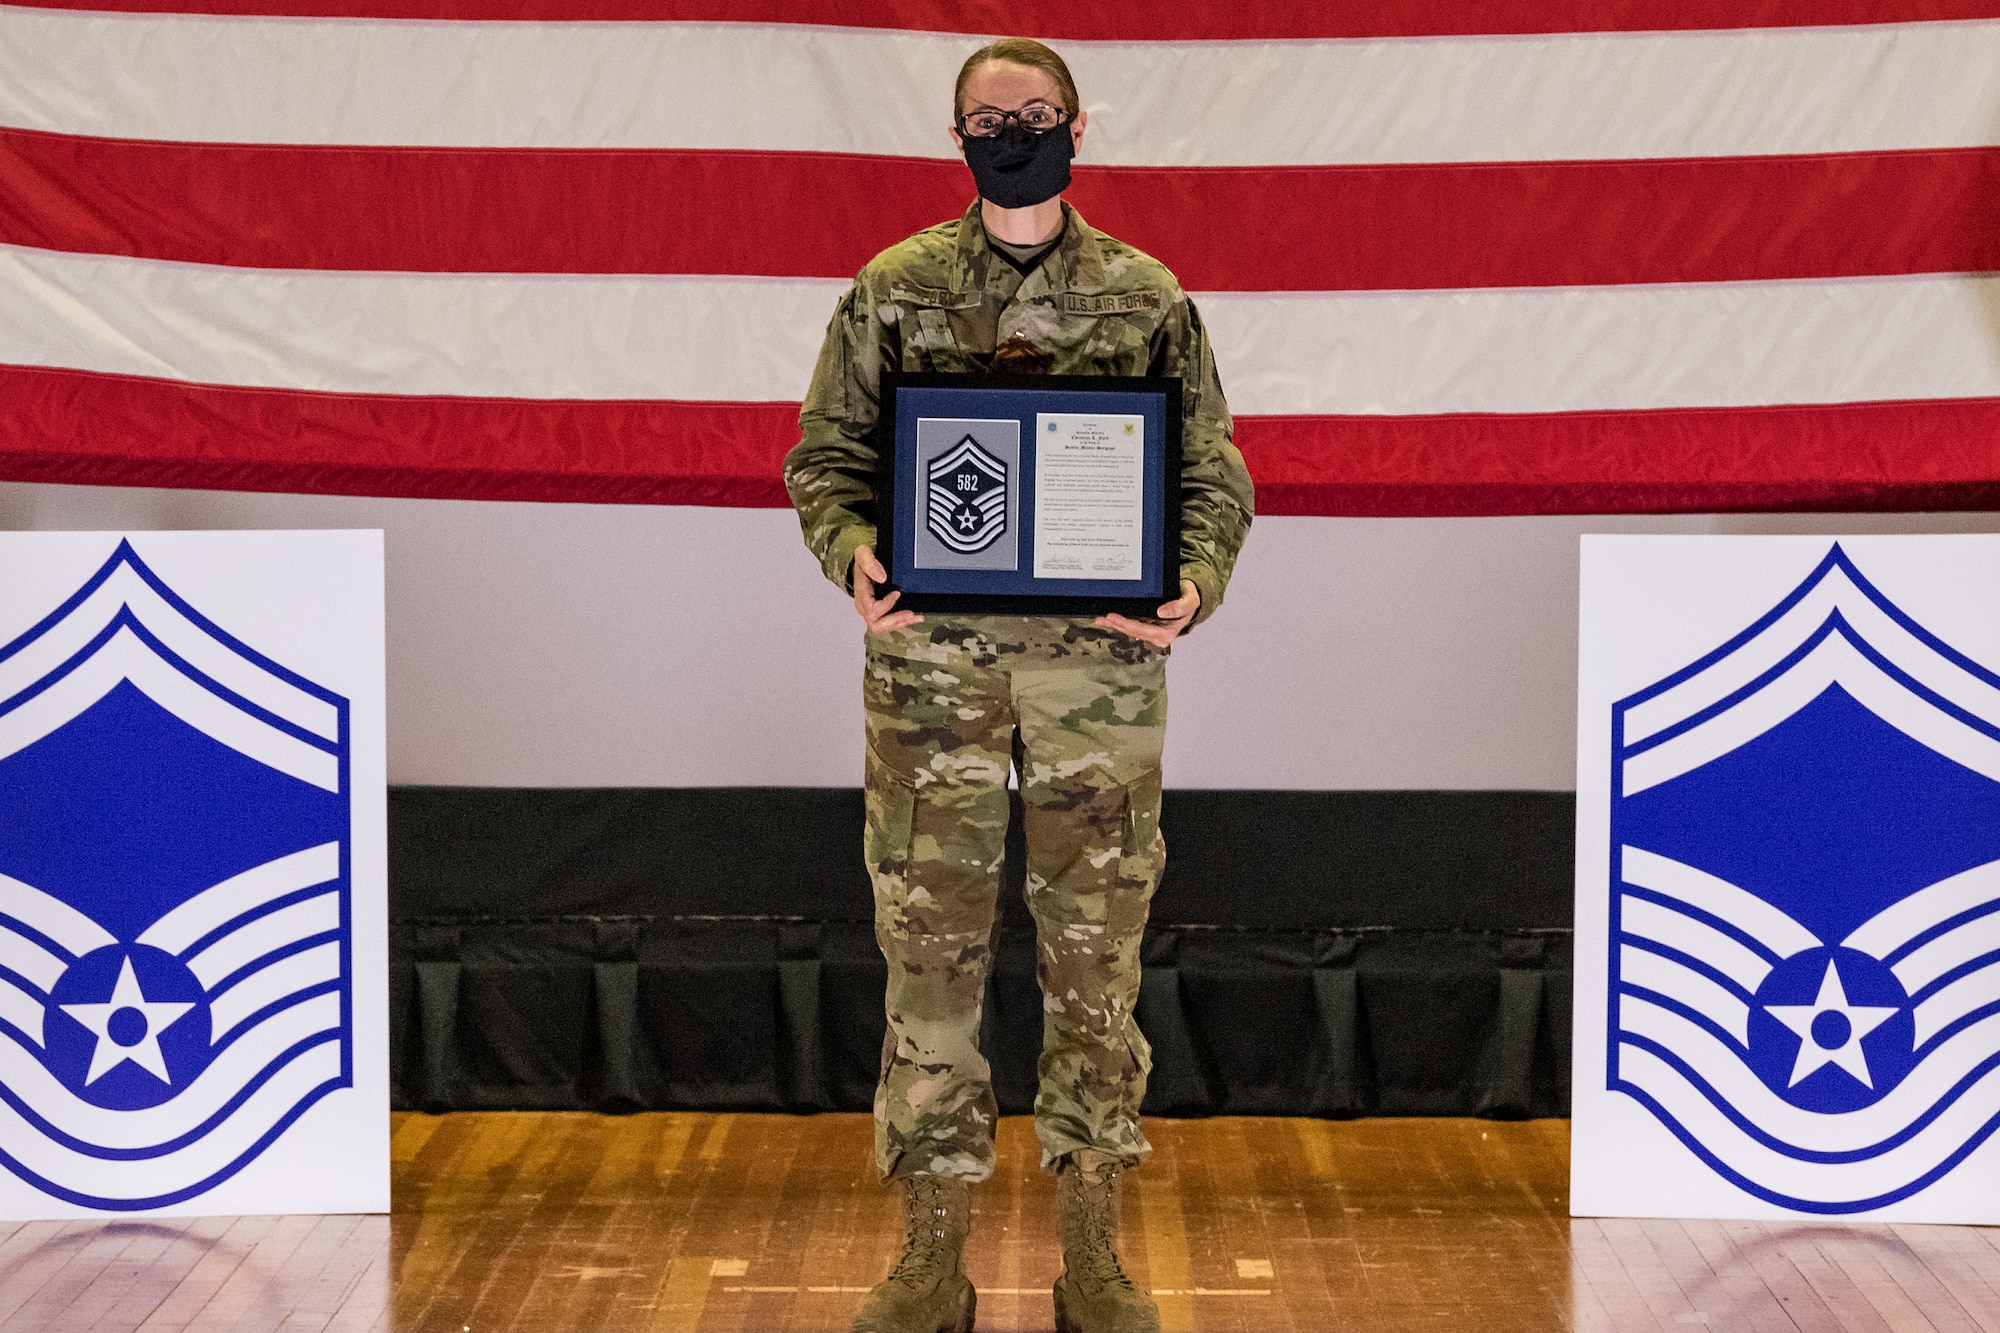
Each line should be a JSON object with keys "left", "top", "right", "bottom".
{"left": 853, "top": 545, "right": 923, "bottom": 636}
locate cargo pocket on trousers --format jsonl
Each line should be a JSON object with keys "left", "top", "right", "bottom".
{"left": 1114, "top": 766, "right": 1165, "bottom": 908}
{"left": 1124, "top": 1008, "right": 1154, "bottom": 1079}
{"left": 863, "top": 744, "right": 918, "bottom": 915}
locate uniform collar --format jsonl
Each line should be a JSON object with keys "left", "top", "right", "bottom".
{"left": 955, "top": 200, "right": 1107, "bottom": 296}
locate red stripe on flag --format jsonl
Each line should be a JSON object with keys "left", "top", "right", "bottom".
{"left": 0, "top": 135, "right": 966, "bottom": 281}
{"left": 1241, "top": 403, "right": 2000, "bottom": 515}
{"left": 1082, "top": 151, "right": 2000, "bottom": 291}
{"left": 6, "top": 131, "right": 1998, "bottom": 289}
{"left": 10, "top": 0, "right": 2000, "bottom": 38}
{"left": 0, "top": 364, "right": 798, "bottom": 506}
{"left": 6, "top": 364, "right": 2000, "bottom": 516}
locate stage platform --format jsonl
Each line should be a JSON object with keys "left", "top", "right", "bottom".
{"left": 0, "top": 1114, "right": 1995, "bottom": 1332}
{"left": 389, "top": 788, "right": 1575, "bottom": 1120}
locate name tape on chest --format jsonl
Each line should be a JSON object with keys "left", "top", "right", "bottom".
{"left": 888, "top": 284, "right": 980, "bottom": 311}
{"left": 1060, "top": 292, "right": 1162, "bottom": 316}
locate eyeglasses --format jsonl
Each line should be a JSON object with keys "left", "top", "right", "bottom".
{"left": 957, "top": 104, "right": 1070, "bottom": 138}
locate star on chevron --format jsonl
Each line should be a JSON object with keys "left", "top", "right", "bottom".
{"left": 60, "top": 957, "right": 195, "bottom": 1086}
{"left": 1766, "top": 960, "right": 1898, "bottom": 1089}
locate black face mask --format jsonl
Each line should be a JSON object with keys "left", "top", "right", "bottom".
{"left": 962, "top": 123, "right": 1074, "bottom": 209}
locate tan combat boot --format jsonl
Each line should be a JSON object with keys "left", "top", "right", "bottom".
{"left": 1053, "top": 1159, "right": 1160, "bottom": 1333}
{"left": 852, "top": 1173, "right": 977, "bottom": 1333}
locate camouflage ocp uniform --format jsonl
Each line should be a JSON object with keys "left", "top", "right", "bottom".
{"left": 783, "top": 200, "right": 1254, "bottom": 1182}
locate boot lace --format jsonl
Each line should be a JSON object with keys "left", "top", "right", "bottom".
{"left": 1066, "top": 1168, "right": 1140, "bottom": 1290}
{"left": 886, "top": 1178, "right": 958, "bottom": 1287}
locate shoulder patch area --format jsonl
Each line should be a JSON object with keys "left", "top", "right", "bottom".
{"left": 1090, "top": 233, "right": 1180, "bottom": 287}
{"left": 862, "top": 218, "right": 964, "bottom": 289}
{"left": 1066, "top": 223, "right": 1186, "bottom": 309}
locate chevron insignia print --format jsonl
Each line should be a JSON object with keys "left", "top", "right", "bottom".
{"left": 925, "top": 436, "right": 1010, "bottom": 555}
{"left": 0, "top": 541, "right": 350, "bottom": 1210}
{"left": 1608, "top": 544, "right": 2000, "bottom": 1213}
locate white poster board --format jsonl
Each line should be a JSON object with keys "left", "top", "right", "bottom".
{"left": 1574, "top": 535, "right": 2000, "bottom": 1222}
{"left": 0, "top": 531, "right": 387, "bottom": 1217}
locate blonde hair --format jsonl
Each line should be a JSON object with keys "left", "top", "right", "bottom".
{"left": 953, "top": 38, "right": 1081, "bottom": 119}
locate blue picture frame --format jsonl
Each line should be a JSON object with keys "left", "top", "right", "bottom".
{"left": 875, "top": 372, "right": 1183, "bottom": 615}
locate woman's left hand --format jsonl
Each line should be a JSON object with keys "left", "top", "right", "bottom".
{"left": 1097, "top": 579, "right": 1200, "bottom": 648}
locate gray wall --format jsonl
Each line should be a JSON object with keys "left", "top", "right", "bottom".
{"left": 4, "top": 480, "right": 1994, "bottom": 789}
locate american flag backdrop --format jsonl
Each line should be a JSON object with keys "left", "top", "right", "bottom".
{"left": 2, "top": 1, "right": 1999, "bottom": 517}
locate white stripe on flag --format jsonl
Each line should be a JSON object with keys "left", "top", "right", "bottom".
{"left": 0, "top": 244, "right": 846, "bottom": 403}
{"left": 0, "top": 10, "right": 1995, "bottom": 163}
{"left": 5, "top": 244, "right": 1999, "bottom": 414}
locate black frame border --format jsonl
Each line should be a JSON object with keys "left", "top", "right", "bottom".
{"left": 875, "top": 371, "right": 1184, "bottom": 617}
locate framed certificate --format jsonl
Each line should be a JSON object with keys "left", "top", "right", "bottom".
{"left": 875, "top": 372, "right": 1183, "bottom": 615}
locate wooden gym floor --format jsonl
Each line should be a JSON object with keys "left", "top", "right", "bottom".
{"left": 0, "top": 1112, "right": 1996, "bottom": 1332}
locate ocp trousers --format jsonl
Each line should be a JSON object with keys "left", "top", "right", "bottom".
{"left": 862, "top": 622, "right": 1167, "bottom": 1182}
